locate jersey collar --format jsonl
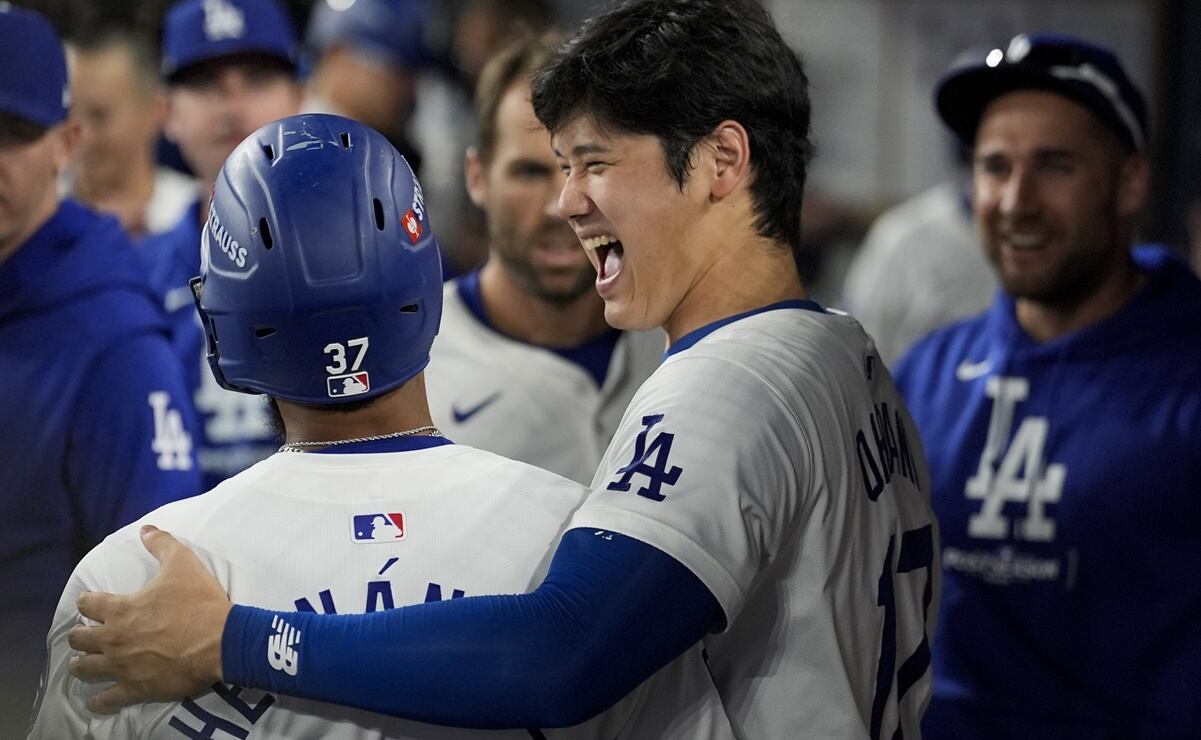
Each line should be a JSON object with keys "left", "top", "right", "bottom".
{"left": 663, "top": 299, "right": 825, "bottom": 361}
{"left": 309, "top": 435, "right": 455, "bottom": 454}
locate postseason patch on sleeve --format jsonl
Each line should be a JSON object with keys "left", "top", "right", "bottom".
{"left": 351, "top": 513, "right": 406, "bottom": 543}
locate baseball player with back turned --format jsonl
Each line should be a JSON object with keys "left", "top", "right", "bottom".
{"left": 69, "top": 2, "right": 940, "bottom": 738}
{"left": 30, "top": 113, "right": 734, "bottom": 739}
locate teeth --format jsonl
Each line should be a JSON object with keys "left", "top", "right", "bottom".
{"left": 581, "top": 234, "right": 619, "bottom": 251}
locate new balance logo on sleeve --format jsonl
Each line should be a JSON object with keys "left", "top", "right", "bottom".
{"left": 267, "top": 615, "right": 300, "bottom": 676}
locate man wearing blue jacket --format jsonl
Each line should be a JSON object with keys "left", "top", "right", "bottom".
{"left": 140, "top": 0, "right": 302, "bottom": 491}
{"left": 892, "top": 34, "right": 1201, "bottom": 739}
{"left": 0, "top": 6, "right": 201, "bottom": 734}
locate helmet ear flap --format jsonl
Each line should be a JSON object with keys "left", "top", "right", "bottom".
{"left": 191, "top": 275, "right": 241, "bottom": 395}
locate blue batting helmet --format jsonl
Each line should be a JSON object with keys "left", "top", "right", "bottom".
{"left": 192, "top": 113, "right": 442, "bottom": 405}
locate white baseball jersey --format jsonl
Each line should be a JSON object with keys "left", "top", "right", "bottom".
{"left": 425, "top": 281, "right": 663, "bottom": 484}
{"left": 30, "top": 443, "right": 735, "bottom": 739}
{"left": 570, "top": 303, "right": 940, "bottom": 739}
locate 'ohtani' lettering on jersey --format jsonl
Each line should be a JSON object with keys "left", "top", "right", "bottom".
{"left": 606, "top": 414, "right": 682, "bottom": 501}
{"left": 855, "top": 402, "right": 921, "bottom": 501}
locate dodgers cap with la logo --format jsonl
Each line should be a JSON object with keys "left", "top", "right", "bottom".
{"left": 161, "top": 0, "right": 298, "bottom": 83}
{"left": 935, "top": 32, "right": 1149, "bottom": 153}
{"left": 0, "top": 3, "right": 68, "bottom": 128}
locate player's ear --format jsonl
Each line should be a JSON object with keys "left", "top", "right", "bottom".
{"left": 52, "top": 119, "right": 81, "bottom": 171}
{"left": 1115, "top": 152, "right": 1149, "bottom": 219}
{"left": 707, "top": 120, "right": 750, "bottom": 202}
{"left": 464, "top": 146, "right": 488, "bottom": 209}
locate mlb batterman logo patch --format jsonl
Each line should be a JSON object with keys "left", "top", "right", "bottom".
{"left": 352, "top": 513, "right": 406, "bottom": 543}
{"left": 327, "top": 372, "right": 370, "bottom": 398}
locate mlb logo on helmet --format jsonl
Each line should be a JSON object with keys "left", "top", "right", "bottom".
{"left": 352, "top": 512, "right": 405, "bottom": 543}
{"left": 327, "top": 372, "right": 370, "bottom": 397}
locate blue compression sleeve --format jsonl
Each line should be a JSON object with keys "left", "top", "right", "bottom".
{"left": 223, "top": 529, "right": 722, "bottom": 728}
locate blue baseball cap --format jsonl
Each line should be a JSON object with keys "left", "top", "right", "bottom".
{"left": 162, "top": 0, "right": 299, "bottom": 83}
{"left": 306, "top": 0, "right": 431, "bottom": 71}
{"left": 0, "top": 3, "right": 68, "bottom": 127}
{"left": 935, "top": 33, "right": 1148, "bottom": 153}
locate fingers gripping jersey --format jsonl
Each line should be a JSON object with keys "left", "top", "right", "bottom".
{"left": 30, "top": 442, "right": 732, "bottom": 739}
{"left": 569, "top": 303, "right": 940, "bottom": 739}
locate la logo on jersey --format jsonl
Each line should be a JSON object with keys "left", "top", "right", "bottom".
{"left": 607, "top": 414, "right": 683, "bottom": 501}
{"left": 352, "top": 512, "right": 406, "bottom": 543}
{"left": 267, "top": 615, "right": 300, "bottom": 676}
{"left": 148, "top": 391, "right": 193, "bottom": 471}
{"left": 327, "top": 372, "right": 370, "bottom": 398}
{"left": 203, "top": 0, "right": 245, "bottom": 40}
{"left": 966, "top": 376, "right": 1065, "bottom": 541}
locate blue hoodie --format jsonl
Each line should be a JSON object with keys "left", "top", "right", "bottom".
{"left": 894, "top": 245, "right": 1201, "bottom": 739}
{"left": 0, "top": 200, "right": 202, "bottom": 724}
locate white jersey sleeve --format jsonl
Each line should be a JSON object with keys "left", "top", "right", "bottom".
{"left": 572, "top": 348, "right": 806, "bottom": 621}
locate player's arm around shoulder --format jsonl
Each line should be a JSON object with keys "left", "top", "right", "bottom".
{"left": 577, "top": 352, "right": 808, "bottom": 621}
{"left": 67, "top": 331, "right": 203, "bottom": 542}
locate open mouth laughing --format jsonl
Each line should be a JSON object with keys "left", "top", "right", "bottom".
{"left": 581, "top": 233, "right": 624, "bottom": 284}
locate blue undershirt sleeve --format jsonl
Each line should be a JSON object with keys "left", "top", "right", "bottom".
{"left": 223, "top": 528, "right": 723, "bottom": 728}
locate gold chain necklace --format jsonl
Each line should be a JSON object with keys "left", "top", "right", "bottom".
{"left": 278, "top": 426, "right": 442, "bottom": 453}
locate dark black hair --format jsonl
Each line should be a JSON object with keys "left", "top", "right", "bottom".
{"left": 531, "top": 0, "right": 813, "bottom": 255}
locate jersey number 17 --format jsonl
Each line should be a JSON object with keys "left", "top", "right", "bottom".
{"left": 870, "top": 523, "right": 934, "bottom": 740}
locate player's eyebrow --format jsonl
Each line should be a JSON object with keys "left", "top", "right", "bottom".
{"left": 553, "top": 142, "right": 611, "bottom": 159}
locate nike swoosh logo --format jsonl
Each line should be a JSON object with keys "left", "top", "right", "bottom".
{"left": 452, "top": 392, "right": 501, "bottom": 423}
{"left": 955, "top": 358, "right": 993, "bottom": 381}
